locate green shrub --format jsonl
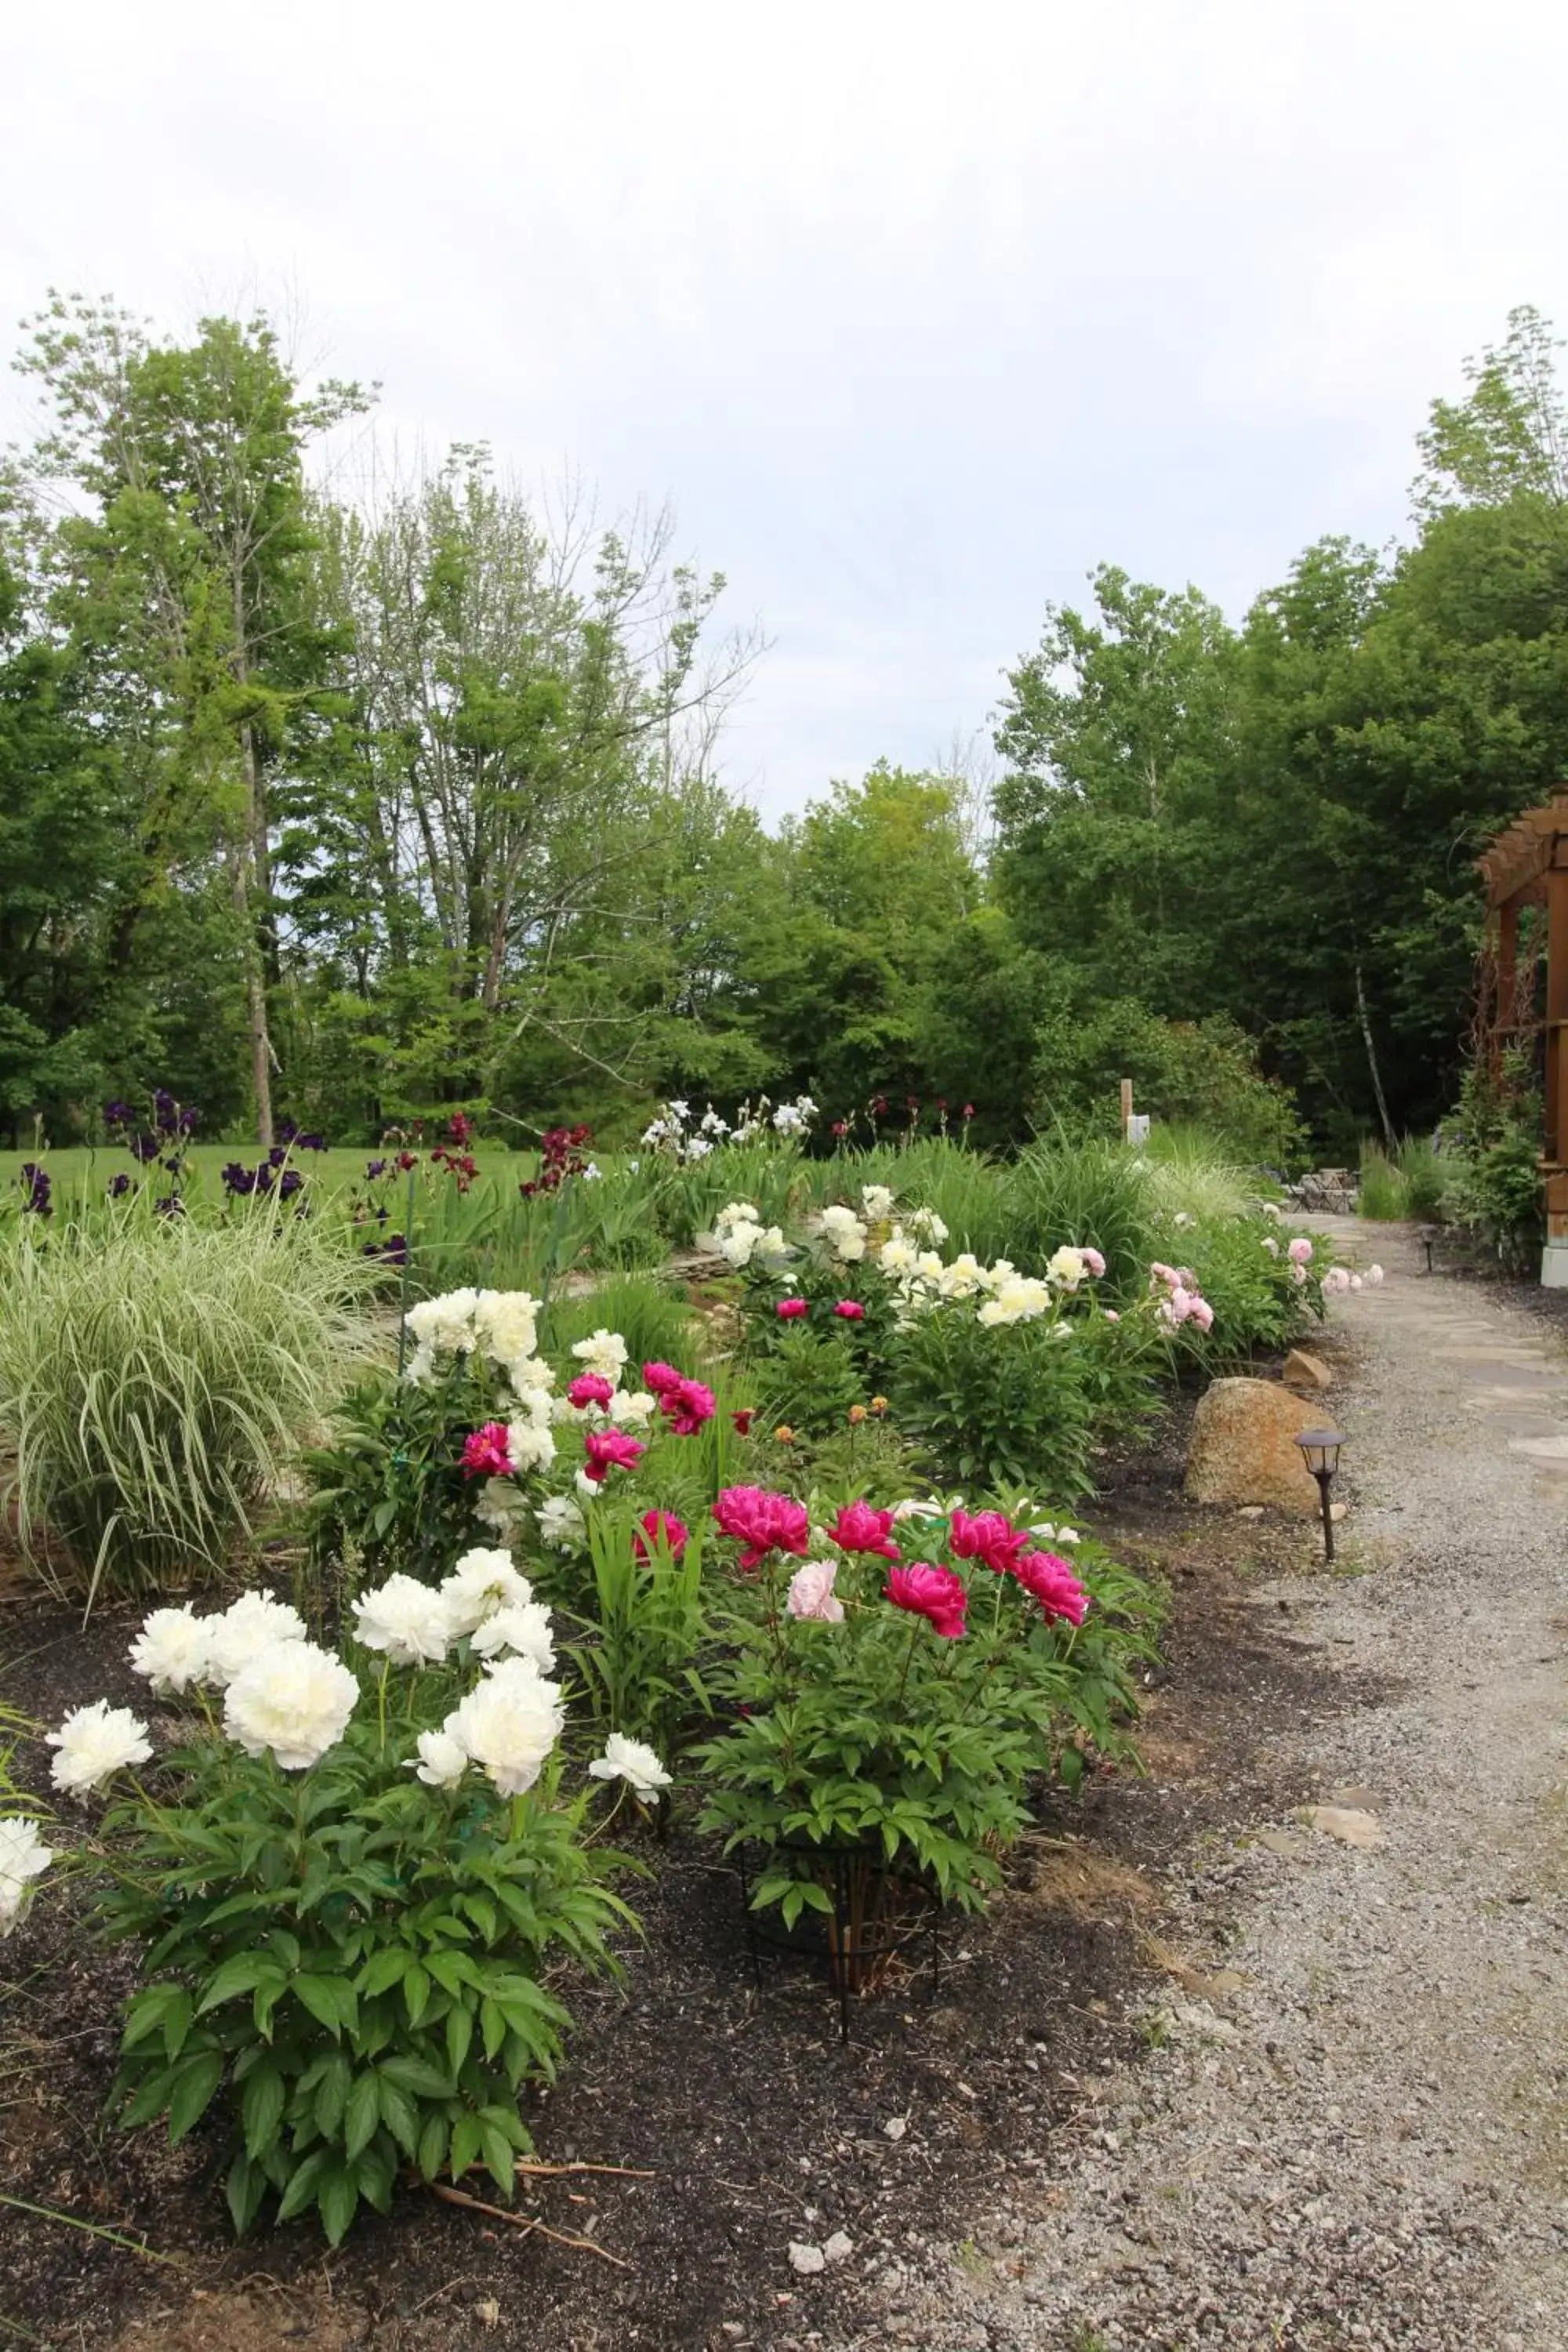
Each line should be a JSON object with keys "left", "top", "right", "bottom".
{"left": 1003, "top": 1140, "right": 1160, "bottom": 1303}
{"left": 0, "top": 1214, "right": 377, "bottom": 1606}
{"left": 1396, "top": 1137, "right": 1448, "bottom": 1223}
{"left": 892, "top": 1309, "right": 1100, "bottom": 1499}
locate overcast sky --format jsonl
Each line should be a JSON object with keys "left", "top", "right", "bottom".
{"left": 5, "top": 0, "right": 1566, "bottom": 818}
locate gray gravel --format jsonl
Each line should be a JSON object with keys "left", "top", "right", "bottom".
{"left": 865, "top": 1219, "right": 1568, "bottom": 2350}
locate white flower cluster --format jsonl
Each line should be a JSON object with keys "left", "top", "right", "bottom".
{"left": 770, "top": 1094, "right": 817, "bottom": 1137}
{"left": 640, "top": 1099, "right": 735, "bottom": 1160}
{"left": 712, "top": 1200, "right": 793, "bottom": 1271}
{"left": 404, "top": 1287, "right": 544, "bottom": 1392}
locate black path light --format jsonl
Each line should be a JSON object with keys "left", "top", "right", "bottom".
{"left": 1294, "top": 1428, "right": 1345, "bottom": 1563}
{"left": 1417, "top": 1223, "right": 1437, "bottom": 1273}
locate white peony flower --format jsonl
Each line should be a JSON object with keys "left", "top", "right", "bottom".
{"left": 1054, "top": 1526, "right": 1081, "bottom": 1545}
{"left": 978, "top": 1274, "right": 1052, "bottom": 1327}
{"left": 351, "top": 1573, "right": 451, "bottom": 1667}
{"left": 589, "top": 1733, "right": 673, "bottom": 1798}
{"left": 861, "top": 1185, "right": 895, "bottom": 1220}
{"left": 204, "top": 1592, "right": 308, "bottom": 1688}
{"left": 1367, "top": 1264, "right": 1385, "bottom": 1285}
{"left": 47, "top": 1699, "right": 153, "bottom": 1796}
{"left": 575, "top": 1468, "right": 601, "bottom": 1501}
{"left": 608, "top": 1388, "right": 657, "bottom": 1426}
{"left": 1047, "top": 1246, "right": 1087, "bottom": 1290}
{"left": 713, "top": 1200, "right": 760, "bottom": 1236}
{"left": 915, "top": 1249, "right": 946, "bottom": 1284}
{"left": 473, "top": 1289, "right": 540, "bottom": 1368}
{"left": 128, "top": 1605, "right": 212, "bottom": 1694}
{"left": 571, "top": 1328, "right": 629, "bottom": 1381}
{"left": 470, "top": 1599, "right": 556, "bottom": 1673}
{"left": 441, "top": 1548, "right": 534, "bottom": 1638}
{"left": 878, "top": 1230, "right": 919, "bottom": 1276}
{"left": 474, "top": 1476, "right": 529, "bottom": 1536}
{"left": 937, "top": 1252, "right": 987, "bottom": 1300}
{"left": 755, "top": 1224, "right": 793, "bottom": 1270}
{"left": 539, "top": 1494, "right": 587, "bottom": 1548}
{"left": 909, "top": 1207, "right": 949, "bottom": 1244}
{"left": 0, "top": 1818, "right": 53, "bottom": 1935}
{"left": 448, "top": 1659, "right": 565, "bottom": 1797}
{"left": 410, "top": 1727, "right": 467, "bottom": 1788}
{"left": 509, "top": 1353, "right": 557, "bottom": 1401}
{"left": 716, "top": 1218, "right": 763, "bottom": 1268}
{"left": 504, "top": 1417, "right": 557, "bottom": 1472}
{"left": 223, "top": 1640, "right": 359, "bottom": 1771}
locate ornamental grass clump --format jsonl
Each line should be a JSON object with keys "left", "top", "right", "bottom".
{"left": 17, "top": 1563, "right": 640, "bottom": 2245}
{"left": 0, "top": 1214, "right": 379, "bottom": 1606}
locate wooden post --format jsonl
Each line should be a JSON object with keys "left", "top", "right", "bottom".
{"left": 1120, "top": 1078, "right": 1133, "bottom": 1142}
{"left": 1497, "top": 899, "right": 1519, "bottom": 1040}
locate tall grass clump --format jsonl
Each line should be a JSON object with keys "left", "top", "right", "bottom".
{"left": 0, "top": 1214, "right": 379, "bottom": 1607}
{"left": 1396, "top": 1136, "right": 1447, "bottom": 1223}
{"left": 1357, "top": 1142, "right": 1406, "bottom": 1220}
{"left": 1005, "top": 1139, "right": 1160, "bottom": 1298}
{"left": 536, "top": 1270, "right": 699, "bottom": 1374}
{"left": 1138, "top": 1123, "right": 1264, "bottom": 1225}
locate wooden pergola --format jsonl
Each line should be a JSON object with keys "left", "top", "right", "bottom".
{"left": 1479, "top": 786, "right": 1568, "bottom": 1261}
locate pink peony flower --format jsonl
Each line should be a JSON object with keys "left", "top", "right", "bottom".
{"left": 1188, "top": 1295, "right": 1214, "bottom": 1331}
{"left": 1149, "top": 1261, "right": 1180, "bottom": 1290}
{"left": 661, "top": 1376, "right": 717, "bottom": 1436}
{"left": 776, "top": 1298, "right": 808, "bottom": 1320}
{"left": 826, "top": 1500, "right": 901, "bottom": 1561}
{"left": 949, "top": 1507, "right": 1029, "bottom": 1577}
{"left": 1287, "top": 1238, "right": 1313, "bottom": 1265}
{"left": 633, "top": 1508, "right": 690, "bottom": 1562}
{"left": 1081, "top": 1247, "right": 1106, "bottom": 1279}
{"left": 582, "top": 1428, "right": 646, "bottom": 1483}
{"left": 786, "top": 1560, "right": 844, "bottom": 1622}
{"left": 833, "top": 1298, "right": 866, "bottom": 1321}
{"left": 713, "top": 1484, "right": 812, "bottom": 1569}
{"left": 1104, "top": 1308, "right": 1121, "bottom": 1323}
{"left": 642, "top": 1359, "right": 684, "bottom": 1396}
{"left": 461, "top": 1422, "right": 514, "bottom": 1479}
{"left": 1012, "top": 1549, "right": 1089, "bottom": 1626}
{"left": 884, "top": 1561, "right": 968, "bottom": 1639}
{"left": 566, "top": 1372, "right": 615, "bottom": 1410}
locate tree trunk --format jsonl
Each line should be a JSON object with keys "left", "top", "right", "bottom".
{"left": 235, "top": 718, "right": 274, "bottom": 1145}
{"left": 1354, "top": 959, "right": 1396, "bottom": 1152}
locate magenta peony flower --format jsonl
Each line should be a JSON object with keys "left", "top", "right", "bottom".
{"left": 884, "top": 1561, "right": 968, "bottom": 1639}
{"left": 633, "top": 1508, "right": 690, "bottom": 1562}
{"left": 826, "top": 1500, "right": 901, "bottom": 1561}
{"left": 713, "top": 1484, "right": 811, "bottom": 1569}
{"left": 949, "top": 1507, "right": 1029, "bottom": 1577}
{"left": 642, "top": 1359, "right": 684, "bottom": 1396}
{"left": 776, "top": 1298, "right": 808, "bottom": 1320}
{"left": 566, "top": 1372, "right": 615, "bottom": 1410}
{"left": 582, "top": 1428, "right": 646, "bottom": 1483}
{"left": 786, "top": 1560, "right": 844, "bottom": 1621}
{"left": 1012, "top": 1549, "right": 1089, "bottom": 1626}
{"left": 731, "top": 1407, "right": 756, "bottom": 1436}
{"left": 461, "top": 1422, "right": 514, "bottom": 1479}
{"left": 661, "top": 1376, "right": 717, "bottom": 1436}
{"left": 833, "top": 1299, "right": 866, "bottom": 1321}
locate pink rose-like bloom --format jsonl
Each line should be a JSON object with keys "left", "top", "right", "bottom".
{"left": 826, "top": 1500, "right": 901, "bottom": 1561}
{"left": 1287, "top": 1238, "right": 1314, "bottom": 1265}
{"left": 949, "top": 1507, "right": 1029, "bottom": 1577}
{"left": 461, "top": 1421, "right": 513, "bottom": 1479}
{"left": 833, "top": 1298, "right": 866, "bottom": 1322}
{"left": 582, "top": 1428, "right": 646, "bottom": 1483}
{"left": 642, "top": 1360, "right": 684, "bottom": 1396}
{"left": 1149, "top": 1261, "right": 1180, "bottom": 1291}
{"left": 1104, "top": 1308, "right": 1121, "bottom": 1323}
{"left": 633, "top": 1508, "right": 690, "bottom": 1562}
{"left": 786, "top": 1560, "right": 844, "bottom": 1622}
{"left": 1187, "top": 1295, "right": 1214, "bottom": 1332}
{"left": 661, "top": 1375, "right": 717, "bottom": 1436}
{"left": 1081, "top": 1247, "right": 1106, "bottom": 1279}
{"left": 776, "top": 1298, "right": 808, "bottom": 1320}
{"left": 884, "top": 1561, "right": 968, "bottom": 1639}
{"left": 566, "top": 1371, "right": 615, "bottom": 1410}
{"left": 713, "top": 1484, "right": 812, "bottom": 1569}
{"left": 1012, "top": 1549, "right": 1090, "bottom": 1627}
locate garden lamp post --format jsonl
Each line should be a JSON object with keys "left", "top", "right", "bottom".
{"left": 1294, "top": 1429, "right": 1345, "bottom": 1564}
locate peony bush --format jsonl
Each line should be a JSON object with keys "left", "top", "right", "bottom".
{"left": 26, "top": 1566, "right": 645, "bottom": 2245}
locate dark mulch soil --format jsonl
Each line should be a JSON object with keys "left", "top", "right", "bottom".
{"left": 0, "top": 1369, "right": 1390, "bottom": 2352}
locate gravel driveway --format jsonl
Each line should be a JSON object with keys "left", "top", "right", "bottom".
{"left": 880, "top": 1218, "right": 1568, "bottom": 2351}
